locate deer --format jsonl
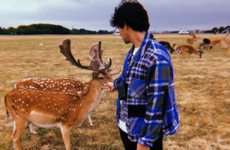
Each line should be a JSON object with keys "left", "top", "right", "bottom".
{"left": 199, "top": 38, "right": 222, "bottom": 51}
{"left": 199, "top": 38, "right": 211, "bottom": 51}
{"left": 210, "top": 39, "right": 222, "bottom": 51}
{"left": 13, "top": 42, "right": 105, "bottom": 128}
{"left": 159, "top": 41, "right": 176, "bottom": 53}
{"left": 14, "top": 77, "right": 94, "bottom": 129}
{"left": 222, "top": 30, "right": 230, "bottom": 50}
{"left": 223, "top": 37, "right": 230, "bottom": 50}
{"left": 187, "top": 31, "right": 200, "bottom": 45}
{"left": 4, "top": 39, "right": 121, "bottom": 150}
{"left": 176, "top": 45, "right": 205, "bottom": 61}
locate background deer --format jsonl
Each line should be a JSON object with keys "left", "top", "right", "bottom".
{"left": 199, "top": 38, "right": 211, "bottom": 51}
{"left": 223, "top": 37, "right": 230, "bottom": 50}
{"left": 187, "top": 31, "right": 199, "bottom": 45}
{"left": 159, "top": 41, "right": 176, "bottom": 53}
{"left": 199, "top": 38, "right": 222, "bottom": 51}
{"left": 176, "top": 45, "right": 205, "bottom": 60}
{"left": 4, "top": 39, "right": 120, "bottom": 150}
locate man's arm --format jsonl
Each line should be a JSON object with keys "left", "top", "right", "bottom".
{"left": 138, "top": 59, "right": 171, "bottom": 147}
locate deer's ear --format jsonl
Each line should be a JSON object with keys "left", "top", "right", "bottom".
{"left": 92, "top": 71, "right": 97, "bottom": 79}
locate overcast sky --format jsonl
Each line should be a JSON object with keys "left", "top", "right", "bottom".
{"left": 0, "top": 0, "right": 229, "bottom": 32}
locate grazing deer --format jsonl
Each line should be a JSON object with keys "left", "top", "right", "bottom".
{"left": 199, "top": 38, "right": 222, "bottom": 51}
{"left": 176, "top": 45, "right": 205, "bottom": 60}
{"left": 199, "top": 38, "right": 211, "bottom": 51}
{"left": 187, "top": 31, "right": 199, "bottom": 45}
{"left": 4, "top": 39, "right": 120, "bottom": 150}
{"left": 210, "top": 40, "right": 222, "bottom": 51}
{"left": 159, "top": 41, "right": 176, "bottom": 53}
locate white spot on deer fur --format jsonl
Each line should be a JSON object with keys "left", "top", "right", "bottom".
{"left": 29, "top": 86, "right": 37, "bottom": 89}
{"left": 77, "top": 91, "right": 82, "bottom": 95}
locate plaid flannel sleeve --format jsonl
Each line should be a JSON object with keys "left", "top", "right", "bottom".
{"left": 138, "top": 58, "right": 171, "bottom": 147}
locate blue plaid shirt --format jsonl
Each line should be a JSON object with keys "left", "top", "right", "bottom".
{"left": 114, "top": 31, "right": 180, "bottom": 147}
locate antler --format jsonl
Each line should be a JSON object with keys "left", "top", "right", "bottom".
{"left": 59, "top": 39, "right": 112, "bottom": 71}
{"left": 59, "top": 39, "right": 78, "bottom": 66}
{"left": 106, "top": 65, "right": 121, "bottom": 76}
{"left": 59, "top": 39, "right": 97, "bottom": 70}
{"left": 87, "top": 43, "right": 104, "bottom": 69}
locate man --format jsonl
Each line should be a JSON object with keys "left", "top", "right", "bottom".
{"left": 104, "top": 1, "right": 179, "bottom": 150}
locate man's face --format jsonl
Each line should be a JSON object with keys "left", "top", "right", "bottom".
{"left": 118, "top": 26, "right": 130, "bottom": 44}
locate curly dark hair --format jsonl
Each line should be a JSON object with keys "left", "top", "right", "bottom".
{"left": 110, "top": 2, "right": 150, "bottom": 32}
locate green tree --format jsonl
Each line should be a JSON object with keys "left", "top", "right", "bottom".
{"left": 219, "top": 26, "right": 225, "bottom": 33}
{"left": 212, "top": 27, "right": 219, "bottom": 34}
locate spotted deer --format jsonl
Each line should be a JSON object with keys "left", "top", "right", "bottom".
{"left": 13, "top": 41, "right": 107, "bottom": 128}
{"left": 14, "top": 77, "right": 94, "bottom": 128}
{"left": 176, "top": 45, "right": 205, "bottom": 60}
{"left": 4, "top": 39, "right": 120, "bottom": 150}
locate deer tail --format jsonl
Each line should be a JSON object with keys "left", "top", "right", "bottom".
{"left": 4, "top": 95, "right": 10, "bottom": 119}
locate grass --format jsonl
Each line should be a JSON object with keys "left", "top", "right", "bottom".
{"left": 0, "top": 34, "right": 229, "bottom": 150}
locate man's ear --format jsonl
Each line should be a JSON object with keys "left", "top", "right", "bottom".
{"left": 123, "top": 24, "right": 128, "bottom": 30}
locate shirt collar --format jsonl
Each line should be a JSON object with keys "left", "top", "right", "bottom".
{"left": 132, "top": 31, "right": 153, "bottom": 62}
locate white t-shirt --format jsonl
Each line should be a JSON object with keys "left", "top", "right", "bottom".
{"left": 118, "top": 47, "right": 139, "bottom": 133}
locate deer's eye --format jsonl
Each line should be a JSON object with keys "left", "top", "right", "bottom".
{"left": 99, "top": 77, "right": 104, "bottom": 80}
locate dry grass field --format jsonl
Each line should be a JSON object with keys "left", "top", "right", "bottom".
{"left": 0, "top": 34, "right": 229, "bottom": 150}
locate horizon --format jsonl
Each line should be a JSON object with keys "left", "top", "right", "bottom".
{"left": 1, "top": 0, "right": 230, "bottom": 32}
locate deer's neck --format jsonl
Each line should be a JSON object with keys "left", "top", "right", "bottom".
{"left": 76, "top": 79, "right": 104, "bottom": 121}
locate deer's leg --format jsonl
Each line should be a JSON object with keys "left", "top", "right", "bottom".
{"left": 60, "top": 125, "right": 71, "bottom": 150}
{"left": 12, "top": 118, "right": 28, "bottom": 150}
{"left": 189, "top": 54, "right": 191, "bottom": 60}
{"left": 180, "top": 54, "right": 184, "bottom": 62}
{"left": 88, "top": 115, "right": 93, "bottom": 127}
{"left": 177, "top": 53, "right": 181, "bottom": 60}
{"left": 29, "top": 123, "right": 37, "bottom": 134}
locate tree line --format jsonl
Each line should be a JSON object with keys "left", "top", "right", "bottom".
{"left": 0, "top": 23, "right": 229, "bottom": 35}
{"left": 211, "top": 26, "right": 230, "bottom": 34}
{"left": 0, "top": 23, "right": 113, "bottom": 35}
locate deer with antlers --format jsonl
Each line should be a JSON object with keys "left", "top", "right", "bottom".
{"left": 176, "top": 45, "right": 205, "bottom": 60}
{"left": 12, "top": 42, "right": 106, "bottom": 128}
{"left": 4, "top": 39, "right": 120, "bottom": 150}
{"left": 187, "top": 31, "right": 200, "bottom": 45}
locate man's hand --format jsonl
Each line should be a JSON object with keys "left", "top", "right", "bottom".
{"left": 104, "top": 82, "right": 115, "bottom": 92}
{"left": 137, "top": 143, "right": 150, "bottom": 150}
